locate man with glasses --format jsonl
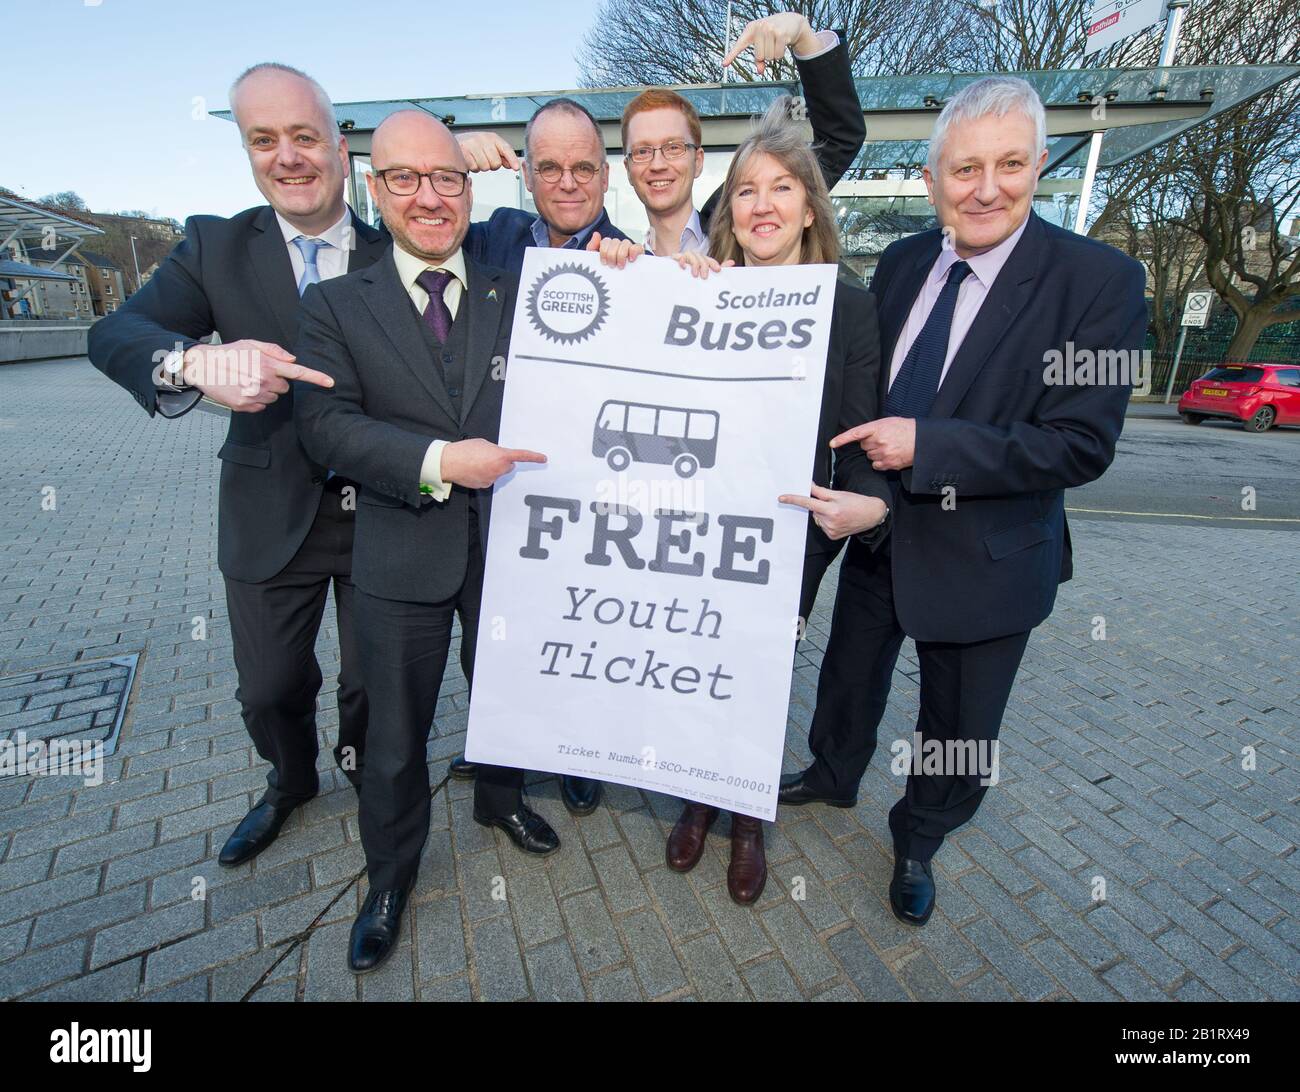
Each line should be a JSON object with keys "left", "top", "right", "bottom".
{"left": 443, "top": 94, "right": 626, "bottom": 818}
{"left": 88, "top": 63, "right": 388, "bottom": 869}
{"left": 460, "top": 96, "right": 630, "bottom": 278}
{"left": 619, "top": 12, "right": 864, "bottom": 259}
{"left": 295, "top": 110, "right": 557, "bottom": 973}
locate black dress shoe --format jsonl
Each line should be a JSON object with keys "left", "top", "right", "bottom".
{"left": 348, "top": 880, "right": 413, "bottom": 974}
{"left": 449, "top": 755, "right": 480, "bottom": 781}
{"left": 218, "top": 799, "right": 306, "bottom": 867}
{"left": 474, "top": 804, "right": 560, "bottom": 855}
{"left": 561, "top": 776, "right": 601, "bottom": 816}
{"left": 889, "top": 856, "right": 935, "bottom": 926}
{"left": 777, "top": 769, "right": 856, "bottom": 808}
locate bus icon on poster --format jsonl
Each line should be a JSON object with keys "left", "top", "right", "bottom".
{"left": 592, "top": 399, "right": 720, "bottom": 479}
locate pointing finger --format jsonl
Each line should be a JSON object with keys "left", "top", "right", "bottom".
{"left": 250, "top": 340, "right": 296, "bottom": 362}
{"left": 722, "top": 24, "right": 755, "bottom": 67}
{"left": 276, "top": 362, "right": 335, "bottom": 388}
{"left": 830, "top": 422, "right": 877, "bottom": 448}
{"left": 778, "top": 493, "right": 831, "bottom": 515}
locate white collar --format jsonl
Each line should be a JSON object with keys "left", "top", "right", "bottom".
{"left": 274, "top": 205, "right": 353, "bottom": 252}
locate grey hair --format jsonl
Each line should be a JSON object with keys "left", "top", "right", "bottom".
{"left": 523, "top": 97, "right": 606, "bottom": 163}
{"left": 229, "top": 62, "right": 340, "bottom": 140}
{"left": 926, "top": 76, "right": 1046, "bottom": 175}
{"left": 707, "top": 96, "right": 840, "bottom": 267}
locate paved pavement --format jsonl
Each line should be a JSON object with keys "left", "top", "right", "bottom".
{"left": 1, "top": 358, "right": 1297, "bottom": 1002}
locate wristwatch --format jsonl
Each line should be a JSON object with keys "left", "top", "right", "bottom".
{"left": 157, "top": 349, "right": 190, "bottom": 392}
{"left": 855, "top": 505, "right": 891, "bottom": 545}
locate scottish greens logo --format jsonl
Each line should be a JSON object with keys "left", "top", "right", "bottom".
{"left": 526, "top": 262, "right": 609, "bottom": 345}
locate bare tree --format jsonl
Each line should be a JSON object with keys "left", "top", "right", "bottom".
{"left": 1173, "top": 89, "right": 1300, "bottom": 359}
{"left": 1118, "top": 0, "right": 1300, "bottom": 360}
{"left": 576, "top": 0, "right": 968, "bottom": 86}
{"left": 37, "top": 190, "right": 89, "bottom": 212}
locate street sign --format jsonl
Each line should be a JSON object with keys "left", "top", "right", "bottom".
{"left": 1084, "top": 0, "right": 1166, "bottom": 55}
{"left": 1181, "top": 290, "right": 1213, "bottom": 327}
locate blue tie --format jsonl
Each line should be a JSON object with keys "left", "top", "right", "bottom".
{"left": 885, "top": 260, "right": 972, "bottom": 418}
{"left": 292, "top": 236, "right": 327, "bottom": 296}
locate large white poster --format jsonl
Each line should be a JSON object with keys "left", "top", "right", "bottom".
{"left": 466, "top": 249, "right": 836, "bottom": 820}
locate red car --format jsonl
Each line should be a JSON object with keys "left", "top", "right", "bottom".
{"left": 1179, "top": 363, "right": 1300, "bottom": 433}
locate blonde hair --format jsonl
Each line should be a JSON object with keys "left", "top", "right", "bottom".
{"left": 707, "top": 97, "right": 840, "bottom": 267}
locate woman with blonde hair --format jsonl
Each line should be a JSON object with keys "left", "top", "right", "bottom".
{"left": 596, "top": 97, "right": 891, "bottom": 904}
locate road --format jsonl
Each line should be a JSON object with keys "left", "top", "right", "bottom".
{"left": 1069, "top": 414, "right": 1300, "bottom": 528}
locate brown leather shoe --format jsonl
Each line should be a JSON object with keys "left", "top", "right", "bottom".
{"left": 727, "top": 814, "right": 767, "bottom": 905}
{"left": 666, "top": 802, "right": 719, "bottom": 872}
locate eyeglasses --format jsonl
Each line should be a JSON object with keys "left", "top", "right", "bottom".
{"left": 626, "top": 141, "right": 699, "bottom": 164}
{"left": 374, "top": 168, "right": 468, "bottom": 197}
{"left": 531, "top": 161, "right": 599, "bottom": 184}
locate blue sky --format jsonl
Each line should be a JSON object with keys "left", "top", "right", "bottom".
{"left": 8, "top": 0, "right": 605, "bottom": 221}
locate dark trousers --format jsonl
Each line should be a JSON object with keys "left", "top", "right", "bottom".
{"left": 224, "top": 484, "right": 367, "bottom": 807}
{"left": 354, "top": 512, "right": 523, "bottom": 891}
{"left": 807, "top": 536, "right": 1031, "bottom": 861}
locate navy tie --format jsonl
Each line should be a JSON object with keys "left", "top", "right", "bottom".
{"left": 885, "top": 260, "right": 972, "bottom": 418}
{"left": 416, "top": 268, "right": 454, "bottom": 342}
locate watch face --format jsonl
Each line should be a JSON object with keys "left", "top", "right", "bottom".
{"left": 164, "top": 351, "right": 185, "bottom": 377}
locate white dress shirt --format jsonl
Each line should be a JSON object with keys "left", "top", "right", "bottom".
{"left": 275, "top": 205, "right": 354, "bottom": 283}
{"left": 887, "top": 214, "right": 1031, "bottom": 391}
{"left": 388, "top": 244, "right": 468, "bottom": 503}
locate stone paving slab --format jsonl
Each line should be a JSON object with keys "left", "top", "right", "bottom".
{"left": 0, "top": 359, "right": 1296, "bottom": 1001}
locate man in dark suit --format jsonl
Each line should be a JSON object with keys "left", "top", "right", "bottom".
{"left": 294, "top": 110, "right": 558, "bottom": 973}
{"left": 88, "top": 63, "right": 388, "bottom": 867}
{"left": 779, "top": 77, "right": 1148, "bottom": 927}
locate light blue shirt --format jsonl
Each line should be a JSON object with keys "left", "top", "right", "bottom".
{"left": 530, "top": 213, "right": 605, "bottom": 250}
{"left": 645, "top": 209, "right": 705, "bottom": 256}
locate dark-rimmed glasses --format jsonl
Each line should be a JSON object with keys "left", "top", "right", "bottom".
{"left": 374, "top": 168, "right": 468, "bottom": 197}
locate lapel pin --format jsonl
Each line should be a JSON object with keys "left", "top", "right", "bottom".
{"left": 486, "top": 288, "right": 498, "bottom": 302}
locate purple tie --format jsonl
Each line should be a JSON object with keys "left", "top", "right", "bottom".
{"left": 416, "top": 268, "right": 454, "bottom": 342}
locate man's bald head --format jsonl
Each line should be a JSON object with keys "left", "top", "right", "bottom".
{"left": 371, "top": 110, "right": 466, "bottom": 171}
{"left": 367, "top": 110, "right": 473, "bottom": 262}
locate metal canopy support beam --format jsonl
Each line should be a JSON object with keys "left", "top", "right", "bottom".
{"left": 1159, "top": 1, "right": 1191, "bottom": 68}
{"left": 1073, "top": 131, "right": 1105, "bottom": 234}
{"left": 1045, "top": 134, "right": 1094, "bottom": 174}
{"left": 45, "top": 241, "right": 85, "bottom": 268}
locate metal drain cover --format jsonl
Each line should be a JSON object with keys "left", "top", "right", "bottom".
{"left": 0, "top": 654, "right": 138, "bottom": 777}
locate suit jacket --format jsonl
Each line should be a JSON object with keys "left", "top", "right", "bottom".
{"left": 86, "top": 204, "right": 389, "bottom": 583}
{"left": 465, "top": 206, "right": 628, "bottom": 277}
{"left": 871, "top": 213, "right": 1147, "bottom": 644}
{"left": 807, "top": 270, "right": 891, "bottom": 557}
{"left": 700, "top": 37, "right": 866, "bottom": 232}
{"left": 292, "top": 249, "right": 514, "bottom": 605}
